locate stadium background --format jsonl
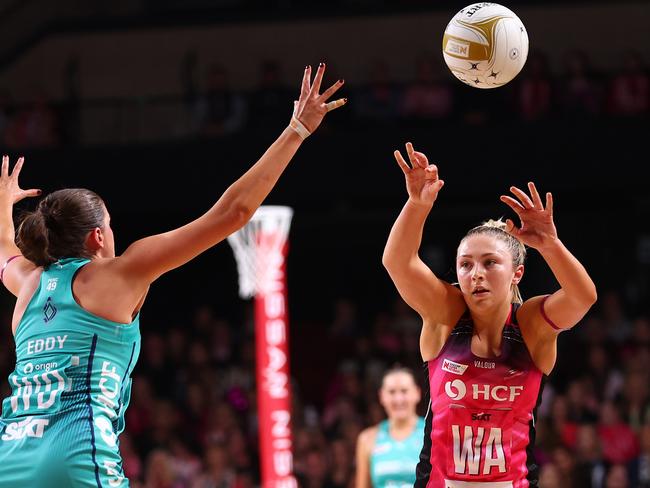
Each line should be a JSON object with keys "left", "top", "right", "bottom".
{"left": 0, "top": 1, "right": 648, "bottom": 486}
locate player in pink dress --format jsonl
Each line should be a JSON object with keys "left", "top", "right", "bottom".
{"left": 382, "top": 143, "right": 597, "bottom": 488}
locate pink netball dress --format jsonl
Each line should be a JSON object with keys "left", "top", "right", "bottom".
{"left": 415, "top": 304, "right": 545, "bottom": 488}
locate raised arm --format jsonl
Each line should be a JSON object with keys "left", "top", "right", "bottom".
{"left": 119, "top": 64, "right": 345, "bottom": 285}
{"left": 502, "top": 183, "right": 597, "bottom": 371}
{"left": 382, "top": 143, "right": 464, "bottom": 359}
{"left": 0, "top": 156, "right": 41, "bottom": 296}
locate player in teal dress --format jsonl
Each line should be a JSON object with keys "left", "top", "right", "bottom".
{"left": 356, "top": 367, "right": 425, "bottom": 488}
{"left": 0, "top": 63, "right": 346, "bottom": 487}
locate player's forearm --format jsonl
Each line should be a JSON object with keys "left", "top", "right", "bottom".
{"left": 0, "top": 198, "right": 20, "bottom": 256}
{"left": 216, "top": 126, "right": 302, "bottom": 220}
{"left": 538, "top": 238, "right": 597, "bottom": 306}
{"left": 383, "top": 199, "right": 433, "bottom": 269}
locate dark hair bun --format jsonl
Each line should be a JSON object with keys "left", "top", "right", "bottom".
{"left": 17, "top": 211, "right": 56, "bottom": 266}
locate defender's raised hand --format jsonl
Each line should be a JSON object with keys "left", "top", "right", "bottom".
{"left": 500, "top": 182, "right": 558, "bottom": 251}
{"left": 290, "top": 63, "right": 346, "bottom": 137}
{"left": 393, "top": 142, "right": 444, "bottom": 207}
{"left": 0, "top": 156, "right": 41, "bottom": 205}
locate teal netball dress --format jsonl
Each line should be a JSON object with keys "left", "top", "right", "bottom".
{"left": 0, "top": 258, "right": 141, "bottom": 487}
{"left": 370, "top": 416, "right": 425, "bottom": 488}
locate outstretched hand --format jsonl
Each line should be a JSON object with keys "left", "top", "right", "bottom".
{"left": 500, "top": 182, "right": 558, "bottom": 251}
{"left": 292, "top": 63, "right": 346, "bottom": 134}
{"left": 0, "top": 156, "right": 41, "bottom": 205}
{"left": 393, "top": 142, "right": 444, "bottom": 207}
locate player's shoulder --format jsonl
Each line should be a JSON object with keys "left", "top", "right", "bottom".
{"left": 422, "top": 282, "right": 465, "bottom": 328}
{"left": 75, "top": 256, "right": 129, "bottom": 283}
{"left": 11, "top": 265, "right": 43, "bottom": 307}
{"left": 517, "top": 295, "right": 551, "bottom": 332}
{"left": 358, "top": 424, "right": 380, "bottom": 447}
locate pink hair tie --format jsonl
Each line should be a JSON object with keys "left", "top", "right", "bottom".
{"left": 540, "top": 294, "right": 562, "bottom": 331}
{"left": 0, "top": 255, "right": 21, "bottom": 284}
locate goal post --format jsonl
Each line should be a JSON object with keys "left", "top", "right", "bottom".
{"left": 227, "top": 206, "right": 296, "bottom": 488}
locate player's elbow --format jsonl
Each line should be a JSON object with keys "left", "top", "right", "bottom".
{"left": 213, "top": 200, "right": 253, "bottom": 236}
{"left": 382, "top": 240, "right": 404, "bottom": 268}
{"left": 578, "top": 279, "right": 598, "bottom": 308}
{"left": 217, "top": 187, "right": 256, "bottom": 229}
{"left": 567, "top": 285, "right": 598, "bottom": 315}
{"left": 229, "top": 203, "right": 254, "bottom": 231}
{"left": 382, "top": 247, "right": 414, "bottom": 274}
{"left": 584, "top": 285, "right": 598, "bottom": 307}
{"left": 382, "top": 250, "right": 399, "bottom": 273}
{"left": 227, "top": 193, "right": 257, "bottom": 227}
{"left": 381, "top": 251, "right": 389, "bottom": 269}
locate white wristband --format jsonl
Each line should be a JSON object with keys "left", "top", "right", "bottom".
{"left": 289, "top": 116, "right": 311, "bottom": 140}
{"left": 289, "top": 100, "right": 311, "bottom": 140}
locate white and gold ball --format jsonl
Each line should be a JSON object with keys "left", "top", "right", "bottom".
{"left": 442, "top": 3, "right": 529, "bottom": 88}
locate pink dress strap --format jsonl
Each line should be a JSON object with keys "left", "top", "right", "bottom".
{"left": 0, "top": 255, "right": 21, "bottom": 284}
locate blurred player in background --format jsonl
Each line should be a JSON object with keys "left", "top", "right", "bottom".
{"left": 383, "top": 142, "right": 597, "bottom": 487}
{"left": 0, "top": 63, "right": 345, "bottom": 488}
{"left": 355, "top": 366, "right": 425, "bottom": 488}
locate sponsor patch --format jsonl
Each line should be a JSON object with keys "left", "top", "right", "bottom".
{"left": 442, "top": 359, "right": 469, "bottom": 375}
{"left": 1, "top": 417, "right": 49, "bottom": 441}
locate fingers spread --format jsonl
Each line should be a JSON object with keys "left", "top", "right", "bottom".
{"left": 301, "top": 65, "right": 312, "bottom": 98}
{"left": 546, "top": 192, "right": 553, "bottom": 215}
{"left": 22, "top": 188, "right": 42, "bottom": 198}
{"left": 325, "top": 98, "right": 347, "bottom": 112}
{"left": 12, "top": 157, "right": 24, "bottom": 178}
{"left": 500, "top": 195, "right": 525, "bottom": 214}
{"left": 406, "top": 142, "right": 415, "bottom": 158}
{"left": 510, "top": 186, "right": 535, "bottom": 209}
{"left": 319, "top": 79, "right": 344, "bottom": 102}
{"left": 309, "top": 62, "right": 326, "bottom": 96}
{"left": 406, "top": 142, "right": 425, "bottom": 169}
{"left": 528, "top": 181, "right": 544, "bottom": 209}
{"left": 406, "top": 143, "right": 429, "bottom": 168}
{"left": 394, "top": 150, "right": 411, "bottom": 174}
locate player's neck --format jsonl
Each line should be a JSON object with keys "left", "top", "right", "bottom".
{"left": 389, "top": 414, "right": 417, "bottom": 433}
{"left": 470, "top": 302, "right": 511, "bottom": 343}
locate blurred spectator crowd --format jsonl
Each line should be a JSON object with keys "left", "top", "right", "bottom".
{"left": 1, "top": 288, "right": 648, "bottom": 488}
{"left": 0, "top": 49, "right": 648, "bottom": 148}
